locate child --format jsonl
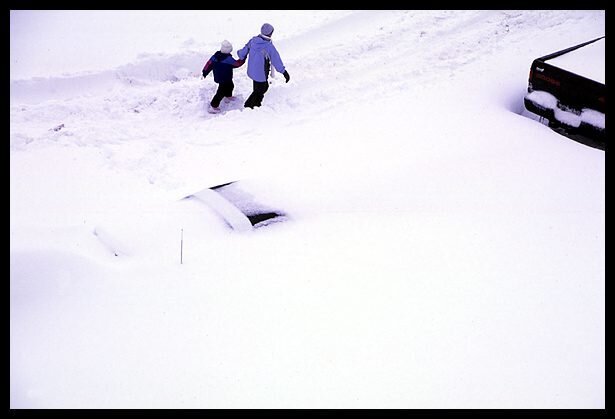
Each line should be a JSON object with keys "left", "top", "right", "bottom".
{"left": 202, "top": 40, "right": 245, "bottom": 113}
{"left": 237, "top": 23, "right": 289, "bottom": 109}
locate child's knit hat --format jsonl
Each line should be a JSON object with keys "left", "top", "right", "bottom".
{"left": 221, "top": 40, "right": 232, "bottom": 54}
{"left": 260, "top": 23, "right": 274, "bottom": 37}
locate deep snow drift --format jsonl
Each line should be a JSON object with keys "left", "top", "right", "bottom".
{"left": 10, "top": 10, "right": 604, "bottom": 408}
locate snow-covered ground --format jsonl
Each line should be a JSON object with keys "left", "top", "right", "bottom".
{"left": 10, "top": 10, "right": 605, "bottom": 408}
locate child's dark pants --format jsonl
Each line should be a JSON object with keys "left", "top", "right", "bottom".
{"left": 211, "top": 81, "right": 234, "bottom": 108}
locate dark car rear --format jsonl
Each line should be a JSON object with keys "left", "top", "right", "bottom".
{"left": 524, "top": 36, "right": 605, "bottom": 148}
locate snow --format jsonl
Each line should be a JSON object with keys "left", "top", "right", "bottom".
{"left": 10, "top": 10, "right": 605, "bottom": 408}
{"left": 581, "top": 108, "right": 606, "bottom": 129}
{"left": 187, "top": 186, "right": 255, "bottom": 232}
{"left": 546, "top": 37, "right": 605, "bottom": 84}
{"left": 525, "top": 90, "right": 559, "bottom": 109}
{"left": 525, "top": 90, "right": 606, "bottom": 129}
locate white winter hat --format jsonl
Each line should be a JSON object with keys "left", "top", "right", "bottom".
{"left": 220, "top": 40, "right": 232, "bottom": 54}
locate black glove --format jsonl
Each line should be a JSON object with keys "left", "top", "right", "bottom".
{"left": 283, "top": 70, "right": 290, "bottom": 83}
{"left": 202, "top": 70, "right": 207, "bottom": 78}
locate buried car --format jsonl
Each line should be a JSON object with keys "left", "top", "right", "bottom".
{"left": 523, "top": 36, "right": 605, "bottom": 149}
